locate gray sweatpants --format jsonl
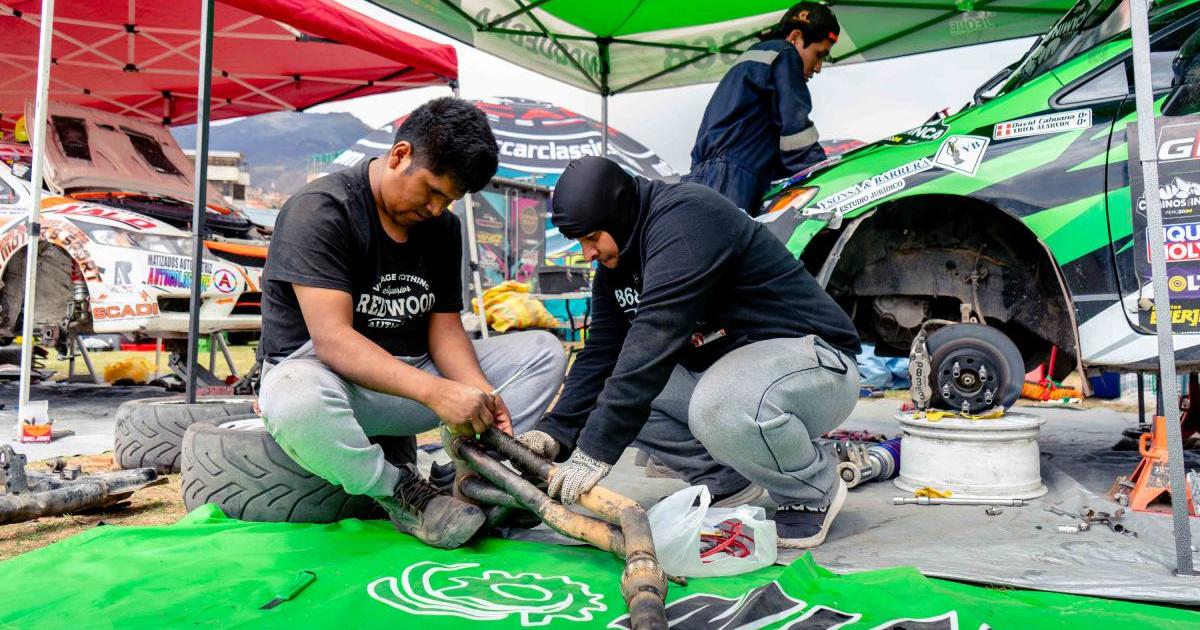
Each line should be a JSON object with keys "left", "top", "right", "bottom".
{"left": 633, "top": 335, "right": 859, "bottom": 507}
{"left": 258, "top": 330, "right": 567, "bottom": 499}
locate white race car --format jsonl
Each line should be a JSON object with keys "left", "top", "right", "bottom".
{"left": 0, "top": 155, "right": 260, "bottom": 346}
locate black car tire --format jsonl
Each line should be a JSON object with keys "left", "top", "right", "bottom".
{"left": 180, "top": 415, "right": 376, "bottom": 523}
{"left": 114, "top": 396, "right": 257, "bottom": 473}
{"left": 926, "top": 323, "right": 1024, "bottom": 413}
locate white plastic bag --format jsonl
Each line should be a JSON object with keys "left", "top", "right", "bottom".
{"left": 646, "top": 485, "right": 777, "bottom": 577}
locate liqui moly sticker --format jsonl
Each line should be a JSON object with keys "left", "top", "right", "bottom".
{"left": 993, "top": 109, "right": 1092, "bottom": 140}
{"left": 1158, "top": 221, "right": 1200, "bottom": 262}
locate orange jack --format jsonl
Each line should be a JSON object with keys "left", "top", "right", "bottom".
{"left": 1125, "top": 416, "right": 1197, "bottom": 515}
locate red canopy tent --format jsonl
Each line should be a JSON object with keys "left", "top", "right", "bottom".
{"left": 0, "top": 0, "right": 457, "bottom": 133}
{"left": 6, "top": 0, "right": 459, "bottom": 405}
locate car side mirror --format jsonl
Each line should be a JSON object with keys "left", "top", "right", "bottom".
{"left": 972, "top": 64, "right": 1016, "bottom": 106}
{"left": 1164, "top": 28, "right": 1200, "bottom": 117}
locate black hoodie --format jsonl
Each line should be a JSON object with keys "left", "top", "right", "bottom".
{"left": 538, "top": 164, "right": 860, "bottom": 465}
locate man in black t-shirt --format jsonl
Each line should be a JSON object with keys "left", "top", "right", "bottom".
{"left": 259, "top": 98, "right": 566, "bottom": 549}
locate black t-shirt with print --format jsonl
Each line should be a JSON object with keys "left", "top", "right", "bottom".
{"left": 260, "top": 159, "right": 463, "bottom": 359}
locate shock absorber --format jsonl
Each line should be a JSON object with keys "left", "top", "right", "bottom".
{"left": 70, "top": 266, "right": 87, "bottom": 322}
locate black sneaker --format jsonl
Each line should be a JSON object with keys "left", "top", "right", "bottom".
{"left": 428, "top": 461, "right": 457, "bottom": 493}
{"left": 775, "top": 478, "right": 847, "bottom": 549}
{"left": 377, "top": 463, "right": 484, "bottom": 549}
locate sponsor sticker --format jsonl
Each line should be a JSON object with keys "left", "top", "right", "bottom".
{"left": 992, "top": 109, "right": 1092, "bottom": 140}
{"left": 92, "top": 302, "right": 160, "bottom": 320}
{"left": 211, "top": 268, "right": 238, "bottom": 294}
{"left": 1157, "top": 221, "right": 1200, "bottom": 262}
{"left": 806, "top": 158, "right": 932, "bottom": 216}
{"left": 933, "top": 135, "right": 989, "bottom": 176}
{"left": 1150, "top": 304, "right": 1200, "bottom": 328}
{"left": 881, "top": 121, "right": 948, "bottom": 146}
{"left": 53, "top": 204, "right": 159, "bottom": 230}
{"left": 1167, "top": 269, "right": 1200, "bottom": 298}
{"left": 1157, "top": 121, "right": 1200, "bottom": 163}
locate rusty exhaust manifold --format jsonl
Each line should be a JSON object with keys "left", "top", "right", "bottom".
{"left": 445, "top": 427, "right": 673, "bottom": 630}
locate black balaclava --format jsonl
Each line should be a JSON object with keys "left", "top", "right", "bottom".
{"left": 550, "top": 157, "right": 640, "bottom": 250}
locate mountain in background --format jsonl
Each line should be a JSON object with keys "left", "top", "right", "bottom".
{"left": 173, "top": 111, "right": 371, "bottom": 197}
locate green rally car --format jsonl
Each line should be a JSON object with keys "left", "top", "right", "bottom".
{"left": 759, "top": 0, "right": 1200, "bottom": 411}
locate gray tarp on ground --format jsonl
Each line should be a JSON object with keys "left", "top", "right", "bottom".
{"left": 485, "top": 400, "right": 1200, "bottom": 606}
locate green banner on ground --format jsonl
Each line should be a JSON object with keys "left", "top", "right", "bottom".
{"left": 0, "top": 506, "right": 1195, "bottom": 629}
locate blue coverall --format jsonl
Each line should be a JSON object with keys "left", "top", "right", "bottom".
{"left": 684, "top": 38, "right": 825, "bottom": 216}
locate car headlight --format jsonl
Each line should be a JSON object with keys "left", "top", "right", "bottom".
{"left": 765, "top": 186, "right": 819, "bottom": 214}
{"left": 75, "top": 223, "right": 191, "bottom": 255}
{"left": 136, "top": 234, "right": 191, "bottom": 255}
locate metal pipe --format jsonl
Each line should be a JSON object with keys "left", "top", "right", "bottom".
{"left": 1130, "top": 0, "right": 1195, "bottom": 575}
{"left": 457, "top": 474, "right": 525, "bottom": 510}
{"left": 17, "top": 0, "right": 57, "bottom": 416}
{"left": 893, "top": 497, "right": 1028, "bottom": 506}
{"left": 185, "top": 0, "right": 216, "bottom": 403}
{"left": 478, "top": 428, "right": 671, "bottom": 625}
{"left": 453, "top": 438, "right": 627, "bottom": 556}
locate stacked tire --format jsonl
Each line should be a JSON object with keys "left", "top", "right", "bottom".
{"left": 114, "top": 397, "right": 257, "bottom": 473}
{"left": 180, "top": 415, "right": 375, "bottom": 523}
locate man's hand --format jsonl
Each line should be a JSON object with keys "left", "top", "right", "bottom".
{"left": 515, "top": 430, "right": 560, "bottom": 460}
{"left": 427, "top": 380, "right": 494, "bottom": 435}
{"left": 488, "top": 395, "right": 513, "bottom": 436}
{"left": 548, "top": 449, "right": 612, "bottom": 506}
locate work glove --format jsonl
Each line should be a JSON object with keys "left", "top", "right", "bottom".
{"left": 547, "top": 449, "right": 612, "bottom": 506}
{"left": 515, "top": 430, "right": 560, "bottom": 461}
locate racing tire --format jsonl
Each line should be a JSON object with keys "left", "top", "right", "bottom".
{"left": 114, "top": 396, "right": 257, "bottom": 474}
{"left": 180, "top": 415, "right": 376, "bottom": 523}
{"left": 927, "top": 324, "right": 1024, "bottom": 414}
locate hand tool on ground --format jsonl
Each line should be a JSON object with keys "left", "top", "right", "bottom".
{"left": 1044, "top": 505, "right": 1081, "bottom": 519}
{"left": 1046, "top": 504, "right": 1138, "bottom": 537}
{"left": 259, "top": 570, "right": 316, "bottom": 610}
{"left": 893, "top": 497, "right": 1027, "bottom": 506}
{"left": 443, "top": 426, "right": 672, "bottom": 630}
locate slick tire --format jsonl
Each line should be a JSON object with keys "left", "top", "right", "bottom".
{"left": 114, "top": 396, "right": 257, "bottom": 473}
{"left": 180, "top": 415, "right": 376, "bottom": 523}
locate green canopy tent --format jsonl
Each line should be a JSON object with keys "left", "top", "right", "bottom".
{"left": 368, "top": 0, "right": 1198, "bottom": 580}
{"left": 368, "top": 0, "right": 1078, "bottom": 152}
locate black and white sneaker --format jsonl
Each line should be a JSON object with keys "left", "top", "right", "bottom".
{"left": 775, "top": 478, "right": 847, "bottom": 549}
{"left": 377, "top": 463, "right": 484, "bottom": 549}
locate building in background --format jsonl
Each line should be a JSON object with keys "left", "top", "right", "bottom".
{"left": 183, "top": 149, "right": 249, "bottom": 204}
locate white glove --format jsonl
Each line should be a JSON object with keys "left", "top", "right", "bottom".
{"left": 548, "top": 449, "right": 612, "bottom": 506}
{"left": 515, "top": 430, "right": 560, "bottom": 460}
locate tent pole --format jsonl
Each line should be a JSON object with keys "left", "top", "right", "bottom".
{"left": 452, "top": 82, "right": 489, "bottom": 339}
{"left": 1129, "top": 0, "right": 1195, "bottom": 576}
{"left": 185, "top": 0, "right": 216, "bottom": 403}
{"left": 16, "top": 0, "right": 56, "bottom": 417}
{"left": 599, "top": 39, "right": 611, "bottom": 157}
{"left": 601, "top": 95, "right": 609, "bottom": 157}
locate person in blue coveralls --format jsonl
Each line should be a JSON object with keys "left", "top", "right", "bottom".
{"left": 684, "top": 2, "right": 840, "bottom": 215}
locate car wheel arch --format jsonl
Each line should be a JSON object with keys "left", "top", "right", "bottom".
{"left": 805, "top": 194, "right": 1083, "bottom": 380}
